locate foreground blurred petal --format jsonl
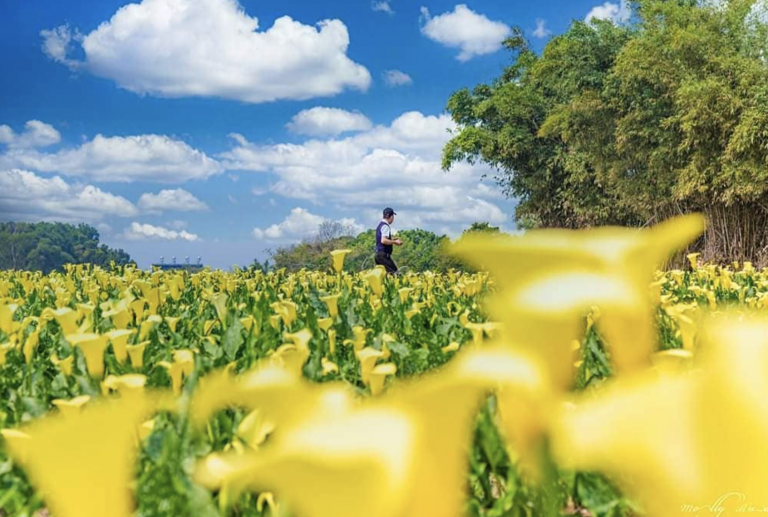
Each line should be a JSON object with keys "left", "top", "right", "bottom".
{"left": 4, "top": 395, "right": 156, "bottom": 517}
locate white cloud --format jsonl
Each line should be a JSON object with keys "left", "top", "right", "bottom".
{"left": 533, "top": 19, "right": 552, "bottom": 39}
{"left": 137, "top": 189, "right": 209, "bottom": 212}
{"left": 39, "top": 25, "right": 81, "bottom": 67}
{"left": 0, "top": 120, "right": 61, "bottom": 149}
{"left": 286, "top": 107, "right": 373, "bottom": 137}
{"left": 0, "top": 131, "right": 222, "bottom": 183}
{"left": 166, "top": 220, "right": 188, "bottom": 230}
{"left": 41, "top": 0, "right": 371, "bottom": 103}
{"left": 420, "top": 4, "right": 511, "bottom": 61}
{"left": 586, "top": 1, "right": 631, "bottom": 23}
{"left": 122, "top": 222, "right": 199, "bottom": 241}
{"left": 372, "top": 1, "right": 395, "bottom": 15}
{"left": 383, "top": 70, "right": 413, "bottom": 87}
{"left": 253, "top": 207, "right": 326, "bottom": 240}
{"left": 0, "top": 169, "right": 137, "bottom": 222}
{"left": 221, "top": 110, "right": 510, "bottom": 237}
{"left": 252, "top": 207, "right": 365, "bottom": 242}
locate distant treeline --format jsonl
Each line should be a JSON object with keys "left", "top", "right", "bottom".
{"left": 0, "top": 222, "right": 132, "bottom": 273}
{"left": 258, "top": 221, "right": 502, "bottom": 273}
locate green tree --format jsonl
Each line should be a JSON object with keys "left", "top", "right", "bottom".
{"left": 0, "top": 222, "right": 132, "bottom": 272}
{"left": 443, "top": 23, "right": 639, "bottom": 230}
{"left": 444, "top": 1, "right": 768, "bottom": 262}
{"left": 463, "top": 222, "right": 501, "bottom": 235}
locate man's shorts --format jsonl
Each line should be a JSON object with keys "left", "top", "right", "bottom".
{"left": 374, "top": 251, "right": 398, "bottom": 274}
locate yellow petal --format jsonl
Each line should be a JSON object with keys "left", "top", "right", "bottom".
{"left": 369, "top": 363, "right": 397, "bottom": 396}
{"left": 127, "top": 341, "right": 149, "bottom": 369}
{"left": 195, "top": 407, "right": 416, "bottom": 517}
{"left": 66, "top": 333, "right": 109, "bottom": 378}
{"left": 4, "top": 396, "right": 155, "bottom": 517}
{"left": 330, "top": 249, "right": 352, "bottom": 274}
{"left": 52, "top": 395, "right": 91, "bottom": 419}
{"left": 106, "top": 329, "right": 136, "bottom": 365}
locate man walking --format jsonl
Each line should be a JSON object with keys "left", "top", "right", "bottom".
{"left": 374, "top": 207, "right": 402, "bottom": 274}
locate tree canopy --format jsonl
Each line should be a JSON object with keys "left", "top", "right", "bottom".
{"left": 0, "top": 222, "right": 132, "bottom": 273}
{"left": 444, "top": 0, "right": 768, "bottom": 261}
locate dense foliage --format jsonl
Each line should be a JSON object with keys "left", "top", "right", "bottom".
{"left": 270, "top": 223, "right": 500, "bottom": 273}
{"left": 0, "top": 222, "right": 132, "bottom": 273}
{"left": 443, "top": 0, "right": 768, "bottom": 261}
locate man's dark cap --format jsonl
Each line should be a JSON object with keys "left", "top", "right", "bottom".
{"left": 383, "top": 207, "right": 397, "bottom": 217}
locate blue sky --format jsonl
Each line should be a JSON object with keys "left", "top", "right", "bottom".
{"left": 0, "top": 0, "right": 627, "bottom": 269}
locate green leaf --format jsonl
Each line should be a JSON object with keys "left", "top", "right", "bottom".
{"left": 222, "top": 319, "right": 245, "bottom": 361}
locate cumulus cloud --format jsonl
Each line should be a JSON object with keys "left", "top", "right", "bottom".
{"left": 383, "top": 70, "right": 413, "bottom": 87}
{"left": 253, "top": 207, "right": 326, "bottom": 240}
{"left": 39, "top": 25, "right": 81, "bottom": 67}
{"left": 586, "top": 1, "right": 632, "bottom": 23}
{"left": 372, "top": 1, "right": 395, "bottom": 15}
{"left": 0, "top": 169, "right": 137, "bottom": 222}
{"left": 286, "top": 107, "right": 373, "bottom": 137}
{"left": 533, "top": 19, "right": 552, "bottom": 39}
{"left": 40, "top": 0, "right": 371, "bottom": 103}
{"left": 221, "top": 110, "right": 510, "bottom": 236}
{"left": 0, "top": 120, "right": 61, "bottom": 149}
{"left": 253, "top": 208, "right": 364, "bottom": 242}
{"left": 137, "top": 189, "right": 209, "bottom": 213}
{"left": 122, "top": 222, "right": 199, "bottom": 241}
{"left": 0, "top": 131, "right": 222, "bottom": 183}
{"left": 420, "top": 4, "right": 511, "bottom": 61}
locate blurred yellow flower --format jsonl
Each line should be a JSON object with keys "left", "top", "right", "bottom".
{"left": 4, "top": 395, "right": 155, "bottom": 517}
{"left": 551, "top": 313, "right": 768, "bottom": 516}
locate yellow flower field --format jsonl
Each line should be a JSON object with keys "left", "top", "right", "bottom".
{"left": 1, "top": 213, "right": 767, "bottom": 517}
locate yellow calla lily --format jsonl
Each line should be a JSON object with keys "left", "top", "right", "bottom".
{"left": 0, "top": 302, "right": 19, "bottom": 334}
{"left": 52, "top": 307, "right": 79, "bottom": 335}
{"left": 52, "top": 395, "right": 91, "bottom": 418}
{"left": 269, "top": 344, "right": 309, "bottom": 377}
{"left": 106, "top": 329, "right": 136, "bottom": 365}
{"left": 356, "top": 347, "right": 384, "bottom": 386}
{"left": 551, "top": 313, "right": 768, "bottom": 517}
{"left": 364, "top": 267, "right": 386, "bottom": 297}
{"left": 139, "top": 314, "right": 162, "bottom": 341}
{"left": 164, "top": 316, "right": 181, "bottom": 333}
{"left": 317, "top": 317, "right": 334, "bottom": 332}
{"left": 51, "top": 353, "right": 74, "bottom": 376}
{"left": 320, "top": 294, "right": 340, "bottom": 319}
{"left": 328, "top": 328, "right": 337, "bottom": 356}
{"left": 451, "top": 214, "right": 705, "bottom": 387}
{"left": 321, "top": 357, "right": 339, "bottom": 376}
{"left": 103, "top": 374, "right": 147, "bottom": 397}
{"left": 237, "top": 409, "right": 275, "bottom": 450}
{"left": 369, "top": 363, "right": 396, "bottom": 396}
{"left": 4, "top": 395, "right": 156, "bottom": 517}
{"left": 65, "top": 333, "right": 109, "bottom": 378}
{"left": 331, "top": 249, "right": 352, "bottom": 274}
{"left": 126, "top": 341, "right": 149, "bottom": 368}
{"left": 194, "top": 407, "right": 417, "bottom": 517}
{"left": 211, "top": 292, "right": 228, "bottom": 327}
{"left": 22, "top": 330, "right": 39, "bottom": 364}
{"left": 103, "top": 307, "right": 131, "bottom": 330}
{"left": 441, "top": 341, "right": 460, "bottom": 354}
{"left": 159, "top": 350, "right": 195, "bottom": 394}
